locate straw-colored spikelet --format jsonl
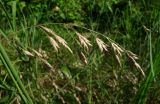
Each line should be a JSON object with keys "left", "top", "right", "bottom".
{"left": 48, "top": 36, "right": 60, "bottom": 52}
{"left": 78, "top": 52, "right": 88, "bottom": 64}
{"left": 96, "top": 38, "right": 108, "bottom": 52}
{"left": 39, "top": 25, "right": 56, "bottom": 36}
{"left": 115, "top": 54, "right": 121, "bottom": 67}
{"left": 127, "top": 51, "right": 145, "bottom": 76}
{"left": 23, "top": 50, "right": 34, "bottom": 57}
{"left": 73, "top": 93, "right": 81, "bottom": 104}
{"left": 111, "top": 42, "right": 124, "bottom": 67}
{"left": 111, "top": 43, "right": 124, "bottom": 57}
{"left": 125, "top": 71, "right": 138, "bottom": 84}
{"left": 39, "top": 25, "right": 73, "bottom": 53}
{"left": 143, "top": 25, "right": 150, "bottom": 32}
{"left": 76, "top": 32, "right": 92, "bottom": 51}
{"left": 32, "top": 49, "right": 43, "bottom": 58}
{"left": 52, "top": 81, "right": 66, "bottom": 104}
{"left": 93, "top": 92, "right": 100, "bottom": 103}
{"left": 135, "top": 62, "right": 145, "bottom": 76}
{"left": 39, "top": 49, "right": 49, "bottom": 59}
{"left": 54, "top": 35, "right": 73, "bottom": 53}
{"left": 41, "top": 58, "right": 55, "bottom": 72}
{"left": 127, "top": 51, "right": 138, "bottom": 60}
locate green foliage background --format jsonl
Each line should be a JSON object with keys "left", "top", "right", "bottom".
{"left": 0, "top": 0, "right": 160, "bottom": 104}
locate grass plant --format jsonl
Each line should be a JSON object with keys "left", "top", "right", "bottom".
{"left": 0, "top": 0, "right": 160, "bottom": 103}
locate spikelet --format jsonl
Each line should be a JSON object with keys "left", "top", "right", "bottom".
{"left": 127, "top": 51, "right": 145, "bottom": 76}
{"left": 143, "top": 25, "right": 150, "bottom": 32}
{"left": 76, "top": 32, "right": 92, "bottom": 51}
{"left": 39, "top": 48, "right": 49, "bottom": 59}
{"left": 39, "top": 25, "right": 56, "bottom": 36}
{"left": 48, "top": 36, "right": 60, "bottom": 52}
{"left": 41, "top": 58, "right": 55, "bottom": 72}
{"left": 52, "top": 81, "right": 66, "bottom": 104}
{"left": 39, "top": 25, "right": 73, "bottom": 53}
{"left": 32, "top": 49, "right": 43, "bottom": 58}
{"left": 127, "top": 51, "right": 138, "bottom": 60}
{"left": 54, "top": 35, "right": 73, "bottom": 53}
{"left": 111, "top": 43, "right": 124, "bottom": 57}
{"left": 73, "top": 93, "right": 81, "bottom": 104}
{"left": 23, "top": 50, "right": 34, "bottom": 57}
{"left": 96, "top": 38, "right": 108, "bottom": 52}
{"left": 111, "top": 42, "right": 124, "bottom": 67}
{"left": 78, "top": 52, "right": 88, "bottom": 64}
{"left": 125, "top": 71, "right": 138, "bottom": 84}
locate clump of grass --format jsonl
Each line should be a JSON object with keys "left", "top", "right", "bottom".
{"left": 0, "top": 43, "right": 33, "bottom": 104}
{"left": 2, "top": 0, "right": 159, "bottom": 103}
{"left": 132, "top": 25, "right": 160, "bottom": 104}
{"left": 0, "top": 21, "right": 145, "bottom": 103}
{"left": 35, "top": 25, "right": 145, "bottom": 103}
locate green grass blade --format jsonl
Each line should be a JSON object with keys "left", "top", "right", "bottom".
{"left": 132, "top": 32, "right": 160, "bottom": 104}
{"left": 149, "top": 31, "right": 155, "bottom": 81}
{"left": 12, "top": 1, "right": 17, "bottom": 31}
{"left": 0, "top": 50, "right": 28, "bottom": 104}
{"left": 0, "top": 0, "right": 13, "bottom": 30}
{"left": 0, "top": 43, "right": 33, "bottom": 104}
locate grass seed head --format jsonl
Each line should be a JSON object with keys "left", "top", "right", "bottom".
{"left": 134, "top": 62, "right": 145, "bottom": 77}
{"left": 41, "top": 59, "right": 55, "bottom": 72}
{"left": 48, "top": 36, "right": 60, "bottom": 52}
{"left": 23, "top": 50, "right": 34, "bottom": 57}
{"left": 54, "top": 35, "right": 73, "bottom": 54}
{"left": 39, "top": 49, "right": 49, "bottom": 59}
{"left": 127, "top": 53, "right": 145, "bottom": 77}
{"left": 96, "top": 38, "right": 108, "bottom": 52}
{"left": 79, "top": 52, "right": 88, "bottom": 64}
{"left": 40, "top": 26, "right": 73, "bottom": 53}
{"left": 32, "top": 49, "right": 43, "bottom": 58}
{"left": 39, "top": 25, "right": 57, "bottom": 36}
{"left": 127, "top": 51, "right": 139, "bottom": 60}
{"left": 73, "top": 93, "right": 81, "bottom": 104}
{"left": 115, "top": 54, "right": 122, "bottom": 67}
{"left": 76, "top": 32, "right": 92, "bottom": 51}
{"left": 111, "top": 43, "right": 124, "bottom": 57}
{"left": 143, "top": 25, "right": 151, "bottom": 32}
{"left": 111, "top": 42, "right": 124, "bottom": 67}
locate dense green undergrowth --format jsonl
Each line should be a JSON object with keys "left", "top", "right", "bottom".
{"left": 0, "top": 0, "right": 160, "bottom": 104}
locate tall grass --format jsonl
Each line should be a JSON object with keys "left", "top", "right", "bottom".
{"left": 0, "top": 43, "right": 33, "bottom": 104}
{"left": 0, "top": 0, "right": 33, "bottom": 103}
{"left": 132, "top": 8, "right": 160, "bottom": 103}
{"left": 1, "top": 0, "right": 160, "bottom": 103}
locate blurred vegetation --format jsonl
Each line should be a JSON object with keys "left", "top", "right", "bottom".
{"left": 0, "top": 0, "right": 160, "bottom": 103}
